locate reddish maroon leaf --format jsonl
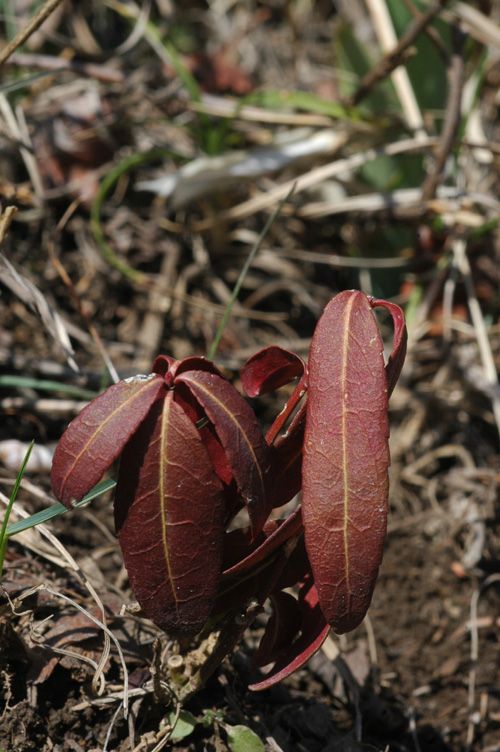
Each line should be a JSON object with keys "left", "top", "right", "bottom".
{"left": 240, "top": 346, "right": 304, "bottom": 397}
{"left": 152, "top": 354, "right": 176, "bottom": 377}
{"left": 222, "top": 526, "right": 259, "bottom": 571}
{"left": 273, "top": 534, "right": 309, "bottom": 590}
{"left": 369, "top": 297, "right": 407, "bottom": 396}
{"left": 249, "top": 579, "right": 329, "bottom": 691}
{"left": 51, "top": 375, "right": 165, "bottom": 507}
{"left": 172, "top": 355, "right": 224, "bottom": 379}
{"left": 270, "top": 405, "right": 306, "bottom": 507}
{"left": 213, "top": 553, "right": 277, "bottom": 617}
{"left": 253, "top": 591, "right": 302, "bottom": 668}
{"left": 302, "top": 290, "right": 390, "bottom": 634}
{"left": 173, "top": 384, "right": 234, "bottom": 486}
{"left": 176, "top": 370, "right": 271, "bottom": 536}
{"left": 222, "top": 508, "right": 302, "bottom": 579}
{"left": 152, "top": 354, "right": 222, "bottom": 386}
{"left": 115, "top": 392, "right": 225, "bottom": 634}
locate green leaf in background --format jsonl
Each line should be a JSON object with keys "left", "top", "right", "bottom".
{"left": 167, "top": 710, "right": 198, "bottom": 742}
{"left": 200, "top": 709, "right": 225, "bottom": 727}
{"left": 334, "top": 23, "right": 399, "bottom": 115}
{"left": 226, "top": 724, "right": 265, "bottom": 752}
{"left": 385, "top": 0, "right": 450, "bottom": 112}
{"left": 247, "top": 88, "right": 361, "bottom": 122}
{"left": 333, "top": 22, "right": 424, "bottom": 191}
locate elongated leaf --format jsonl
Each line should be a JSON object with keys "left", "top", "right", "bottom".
{"left": 240, "top": 346, "right": 304, "bottom": 397}
{"left": 174, "top": 384, "right": 234, "bottom": 486}
{"left": 51, "top": 375, "right": 165, "bottom": 507}
{"left": 369, "top": 297, "right": 407, "bottom": 396}
{"left": 115, "top": 392, "right": 225, "bottom": 634}
{"left": 302, "top": 291, "right": 390, "bottom": 634}
{"left": 176, "top": 371, "right": 271, "bottom": 536}
{"left": 152, "top": 354, "right": 176, "bottom": 378}
{"left": 249, "top": 578, "right": 329, "bottom": 691}
{"left": 152, "top": 354, "right": 223, "bottom": 383}
{"left": 253, "top": 591, "right": 302, "bottom": 668}
{"left": 222, "top": 508, "right": 302, "bottom": 579}
{"left": 270, "top": 406, "right": 306, "bottom": 507}
{"left": 273, "top": 535, "right": 309, "bottom": 591}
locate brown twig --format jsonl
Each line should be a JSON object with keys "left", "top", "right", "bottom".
{"left": 421, "top": 26, "right": 467, "bottom": 202}
{"left": 346, "top": 0, "right": 450, "bottom": 108}
{"left": 402, "top": 0, "right": 450, "bottom": 63}
{"left": 0, "top": 0, "right": 66, "bottom": 68}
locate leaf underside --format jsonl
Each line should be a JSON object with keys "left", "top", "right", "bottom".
{"left": 302, "top": 290, "right": 390, "bottom": 634}
{"left": 115, "top": 392, "right": 225, "bottom": 634}
{"left": 222, "top": 507, "right": 302, "bottom": 579}
{"left": 240, "top": 346, "right": 304, "bottom": 397}
{"left": 51, "top": 376, "right": 165, "bottom": 506}
{"left": 249, "top": 579, "right": 329, "bottom": 691}
{"left": 253, "top": 591, "right": 302, "bottom": 668}
{"left": 369, "top": 297, "right": 408, "bottom": 396}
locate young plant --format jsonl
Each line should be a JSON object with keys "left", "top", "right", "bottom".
{"left": 50, "top": 290, "right": 407, "bottom": 690}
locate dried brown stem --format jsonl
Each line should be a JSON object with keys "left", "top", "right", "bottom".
{"left": 0, "top": 0, "right": 66, "bottom": 68}
{"left": 346, "top": 0, "right": 450, "bottom": 108}
{"left": 6, "top": 52, "right": 124, "bottom": 84}
{"left": 402, "top": 0, "right": 450, "bottom": 62}
{"left": 421, "top": 26, "right": 466, "bottom": 202}
{"left": 47, "top": 243, "right": 120, "bottom": 384}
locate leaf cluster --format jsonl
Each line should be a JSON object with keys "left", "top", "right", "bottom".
{"left": 50, "top": 290, "right": 407, "bottom": 691}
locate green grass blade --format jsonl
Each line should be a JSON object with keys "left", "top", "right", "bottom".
{"left": 90, "top": 148, "right": 183, "bottom": 284}
{"left": 6, "top": 478, "right": 117, "bottom": 537}
{"left": 207, "top": 185, "right": 295, "bottom": 360}
{"left": 246, "top": 88, "right": 364, "bottom": 122}
{"left": 0, "top": 439, "right": 34, "bottom": 575}
{"left": 0, "top": 70, "right": 55, "bottom": 95}
{"left": 0, "top": 375, "right": 98, "bottom": 400}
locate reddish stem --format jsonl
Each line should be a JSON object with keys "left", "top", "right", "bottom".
{"left": 266, "top": 373, "right": 308, "bottom": 445}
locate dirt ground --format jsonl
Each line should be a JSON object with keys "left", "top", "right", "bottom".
{"left": 0, "top": 2, "right": 499, "bottom": 751}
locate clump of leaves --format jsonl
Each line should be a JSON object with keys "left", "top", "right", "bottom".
{"left": 51, "top": 290, "right": 406, "bottom": 690}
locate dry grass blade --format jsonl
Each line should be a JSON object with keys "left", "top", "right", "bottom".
{"left": 299, "top": 186, "right": 499, "bottom": 220}
{"left": 347, "top": 0, "right": 450, "bottom": 107}
{"left": 0, "top": 0, "right": 66, "bottom": 67}
{"left": 0, "top": 206, "right": 18, "bottom": 244}
{"left": 193, "top": 135, "right": 437, "bottom": 229}
{"left": 364, "top": 0, "right": 426, "bottom": 136}
{"left": 6, "top": 52, "right": 124, "bottom": 83}
{"left": 421, "top": 25, "right": 466, "bottom": 202}
{"left": 452, "top": 239, "right": 500, "bottom": 439}
{"left": 0, "top": 254, "right": 78, "bottom": 371}
{"left": 0, "top": 490, "right": 130, "bottom": 717}
{"left": 0, "top": 95, "right": 44, "bottom": 200}
{"left": 450, "top": 3, "right": 500, "bottom": 53}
